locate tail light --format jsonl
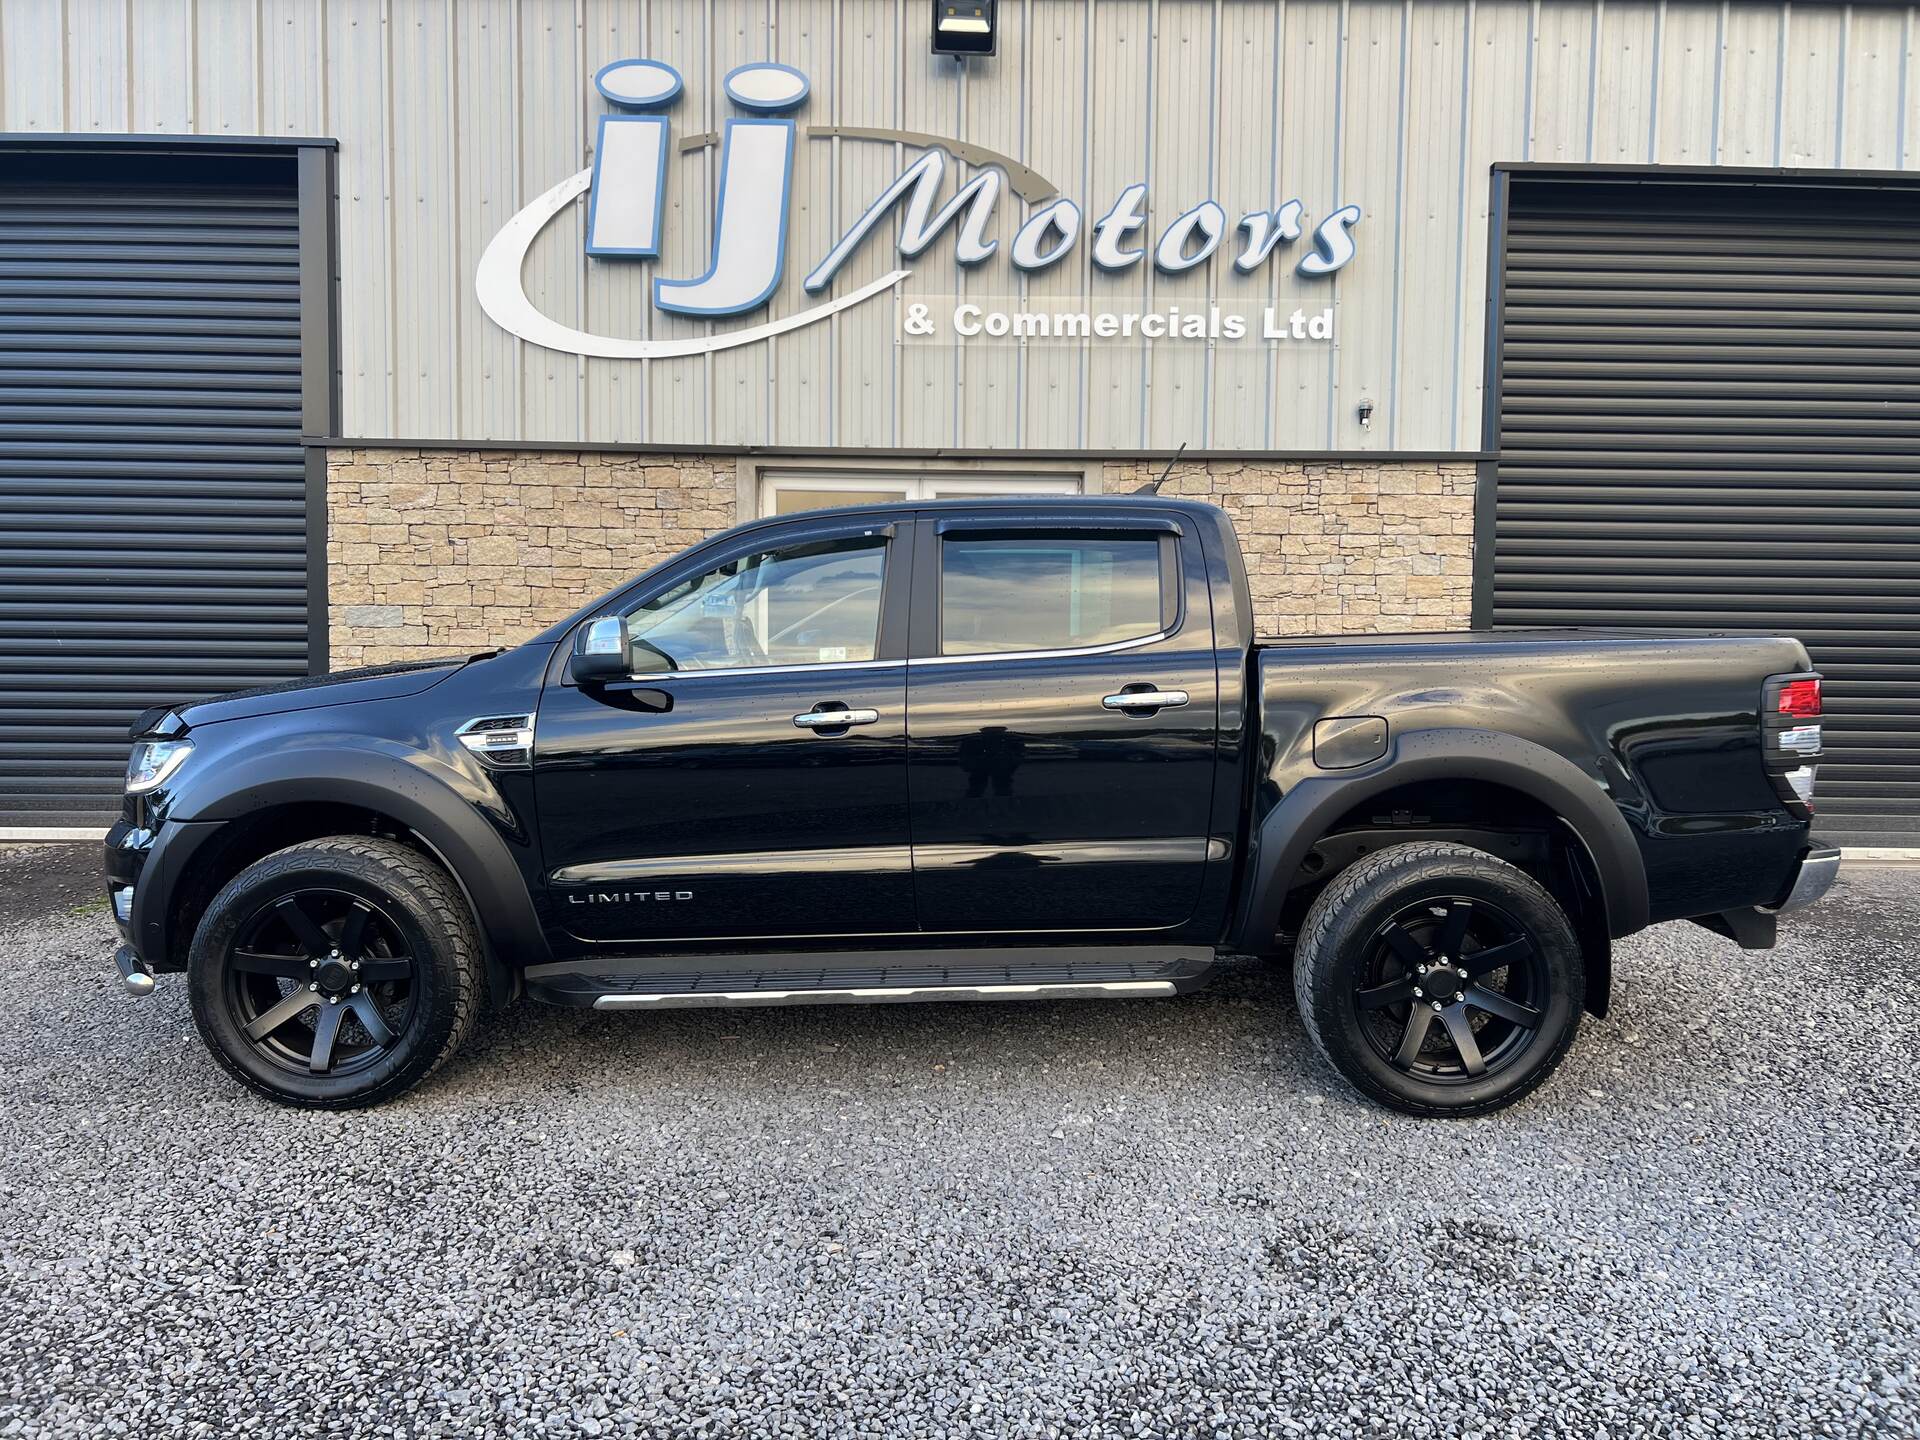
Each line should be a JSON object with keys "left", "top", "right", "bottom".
{"left": 1776, "top": 678, "right": 1821, "bottom": 718}
{"left": 1761, "top": 673, "right": 1821, "bottom": 816}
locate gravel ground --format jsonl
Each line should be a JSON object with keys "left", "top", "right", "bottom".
{"left": 0, "top": 851, "right": 1915, "bottom": 1439}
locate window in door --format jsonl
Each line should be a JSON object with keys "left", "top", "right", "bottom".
{"left": 765, "top": 471, "right": 1082, "bottom": 515}
{"left": 624, "top": 535, "right": 887, "bottom": 671}
{"left": 939, "top": 536, "right": 1166, "bottom": 655}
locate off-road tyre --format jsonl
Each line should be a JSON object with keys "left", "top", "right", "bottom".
{"left": 187, "top": 836, "right": 482, "bottom": 1108}
{"left": 1292, "top": 841, "right": 1583, "bottom": 1117}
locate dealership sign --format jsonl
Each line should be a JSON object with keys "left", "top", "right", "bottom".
{"left": 476, "top": 58, "right": 1361, "bottom": 359}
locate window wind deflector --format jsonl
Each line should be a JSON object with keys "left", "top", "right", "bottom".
{"left": 932, "top": 515, "right": 1183, "bottom": 539}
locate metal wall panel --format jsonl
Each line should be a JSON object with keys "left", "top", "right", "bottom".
{"left": 129, "top": 0, "right": 193, "bottom": 134}
{"left": 1209, "top": 0, "right": 1279, "bottom": 450}
{"left": 0, "top": 163, "right": 308, "bottom": 825}
{"left": 7, "top": 0, "right": 1920, "bottom": 449}
{"left": 197, "top": 0, "right": 264, "bottom": 136}
{"left": 1492, "top": 172, "right": 1920, "bottom": 847}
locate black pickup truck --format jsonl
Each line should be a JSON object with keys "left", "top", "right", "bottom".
{"left": 105, "top": 497, "right": 1837, "bottom": 1115}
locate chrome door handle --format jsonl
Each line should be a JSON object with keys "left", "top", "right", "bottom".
{"left": 793, "top": 707, "right": 880, "bottom": 730}
{"left": 1102, "top": 689, "right": 1189, "bottom": 712}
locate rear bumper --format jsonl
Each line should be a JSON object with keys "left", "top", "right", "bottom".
{"left": 1767, "top": 845, "right": 1842, "bottom": 913}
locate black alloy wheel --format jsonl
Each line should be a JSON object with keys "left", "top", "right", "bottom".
{"left": 224, "top": 888, "right": 418, "bottom": 1078}
{"left": 1292, "top": 841, "right": 1583, "bottom": 1117}
{"left": 188, "top": 836, "right": 482, "bottom": 1108}
{"left": 1352, "top": 895, "right": 1549, "bottom": 1084}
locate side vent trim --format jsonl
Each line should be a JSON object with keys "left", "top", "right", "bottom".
{"left": 456, "top": 713, "right": 536, "bottom": 768}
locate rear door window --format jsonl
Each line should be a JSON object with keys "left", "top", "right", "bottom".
{"left": 939, "top": 536, "right": 1164, "bottom": 656}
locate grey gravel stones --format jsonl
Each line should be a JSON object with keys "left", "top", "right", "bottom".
{"left": 0, "top": 864, "right": 1914, "bottom": 1437}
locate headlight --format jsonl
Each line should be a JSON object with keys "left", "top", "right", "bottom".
{"left": 126, "top": 738, "right": 193, "bottom": 794}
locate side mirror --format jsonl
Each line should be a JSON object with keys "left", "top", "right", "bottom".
{"left": 570, "top": 615, "right": 631, "bottom": 683}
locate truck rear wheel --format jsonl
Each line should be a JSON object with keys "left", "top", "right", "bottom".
{"left": 187, "top": 836, "right": 482, "bottom": 1108}
{"left": 1292, "top": 841, "right": 1583, "bottom": 1117}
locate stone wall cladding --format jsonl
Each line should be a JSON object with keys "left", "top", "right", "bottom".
{"left": 1103, "top": 459, "right": 1478, "bottom": 637}
{"left": 326, "top": 449, "right": 736, "bottom": 668}
{"left": 327, "top": 449, "right": 1478, "bottom": 667}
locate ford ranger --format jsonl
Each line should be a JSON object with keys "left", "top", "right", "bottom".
{"left": 103, "top": 497, "right": 1839, "bottom": 1115}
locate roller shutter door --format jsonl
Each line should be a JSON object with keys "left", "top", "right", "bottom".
{"left": 1492, "top": 172, "right": 1920, "bottom": 849}
{"left": 0, "top": 160, "right": 308, "bottom": 829}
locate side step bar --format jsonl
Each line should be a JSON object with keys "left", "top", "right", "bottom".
{"left": 524, "top": 945, "right": 1217, "bottom": 1011}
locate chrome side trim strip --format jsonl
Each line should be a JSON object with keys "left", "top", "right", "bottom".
{"left": 590, "top": 979, "right": 1179, "bottom": 1010}
{"left": 906, "top": 630, "right": 1175, "bottom": 667}
{"left": 910, "top": 837, "right": 1210, "bottom": 870}
{"left": 552, "top": 844, "right": 915, "bottom": 885}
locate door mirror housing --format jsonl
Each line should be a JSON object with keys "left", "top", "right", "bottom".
{"left": 570, "top": 615, "right": 631, "bottom": 682}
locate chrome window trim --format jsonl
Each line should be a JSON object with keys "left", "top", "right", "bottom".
{"left": 906, "top": 628, "right": 1175, "bottom": 667}
{"left": 618, "top": 657, "right": 904, "bottom": 683}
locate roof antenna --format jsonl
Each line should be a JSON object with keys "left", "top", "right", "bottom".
{"left": 1134, "top": 441, "right": 1187, "bottom": 495}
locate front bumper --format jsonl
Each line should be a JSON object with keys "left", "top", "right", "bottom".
{"left": 103, "top": 815, "right": 224, "bottom": 973}
{"left": 1767, "top": 845, "right": 1842, "bottom": 913}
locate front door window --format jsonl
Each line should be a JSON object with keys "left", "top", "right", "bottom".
{"left": 625, "top": 536, "right": 886, "bottom": 671}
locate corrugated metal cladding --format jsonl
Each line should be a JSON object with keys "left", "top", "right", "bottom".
{"left": 1492, "top": 172, "right": 1920, "bottom": 848}
{"left": 0, "top": 154, "right": 308, "bottom": 827}
{"left": 12, "top": 0, "right": 1920, "bottom": 451}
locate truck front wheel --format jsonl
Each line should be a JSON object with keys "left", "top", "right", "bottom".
{"left": 1292, "top": 841, "right": 1584, "bottom": 1117}
{"left": 187, "top": 836, "right": 483, "bottom": 1108}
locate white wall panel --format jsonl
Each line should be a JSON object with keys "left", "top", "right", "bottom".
{"left": 1531, "top": 0, "right": 1594, "bottom": 162}
{"left": 1397, "top": 0, "right": 1467, "bottom": 449}
{"left": 1209, "top": 0, "right": 1282, "bottom": 450}
{"left": 130, "top": 0, "right": 193, "bottom": 132}
{"left": 1018, "top": 0, "right": 1091, "bottom": 448}
{"left": 706, "top": 0, "right": 772, "bottom": 447}
{"left": 1269, "top": 0, "right": 1339, "bottom": 448}
{"left": 327, "top": 0, "right": 394, "bottom": 437}
{"left": 516, "top": 0, "right": 585, "bottom": 440}
{"left": 1591, "top": 0, "right": 1656, "bottom": 162}
{"left": 1779, "top": 1, "right": 1842, "bottom": 165}
{"left": 196, "top": 0, "right": 263, "bottom": 135}
{"left": 1841, "top": 6, "right": 1906, "bottom": 168}
{"left": 1654, "top": 0, "right": 1720, "bottom": 163}
{"left": 648, "top": 0, "right": 709, "bottom": 444}
{"left": 1336, "top": 0, "right": 1402, "bottom": 451}
{"left": 897, "top": 26, "right": 963, "bottom": 446}
{"left": 830, "top": 0, "right": 901, "bottom": 447}
{"left": 1084, "top": 0, "right": 1152, "bottom": 450}
{"left": 957, "top": 0, "right": 1029, "bottom": 448}
{"left": 769, "top": 0, "right": 837, "bottom": 446}
{"left": 454, "top": 0, "right": 522, "bottom": 439}
{"left": 65, "top": 0, "right": 128, "bottom": 132}
{"left": 9, "top": 0, "right": 1920, "bottom": 450}
{"left": 2, "top": 0, "right": 66, "bottom": 129}
{"left": 390, "top": 0, "right": 457, "bottom": 434}
{"left": 1144, "top": 0, "right": 1215, "bottom": 449}
{"left": 1455, "top": 0, "right": 1531, "bottom": 447}
{"left": 1721, "top": 3, "right": 1785, "bottom": 163}
{"left": 259, "top": 0, "right": 328, "bottom": 135}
